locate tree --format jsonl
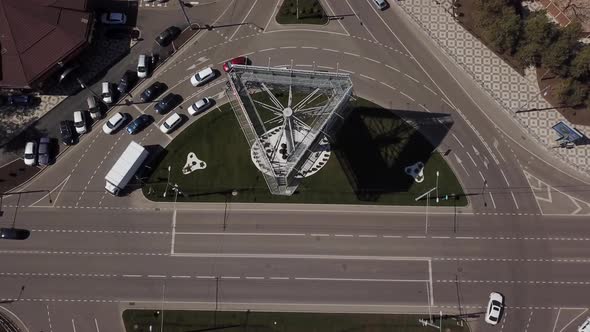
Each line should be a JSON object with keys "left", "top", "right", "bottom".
{"left": 516, "top": 11, "right": 557, "bottom": 66}
{"left": 557, "top": 78, "right": 589, "bottom": 106}
{"left": 570, "top": 45, "right": 590, "bottom": 80}
{"left": 482, "top": 5, "right": 522, "bottom": 54}
{"left": 542, "top": 22, "right": 582, "bottom": 76}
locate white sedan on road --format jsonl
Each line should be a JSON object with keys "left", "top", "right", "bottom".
{"left": 485, "top": 292, "right": 504, "bottom": 325}
{"left": 103, "top": 112, "right": 126, "bottom": 134}
{"left": 160, "top": 113, "right": 182, "bottom": 134}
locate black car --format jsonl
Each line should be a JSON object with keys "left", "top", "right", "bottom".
{"left": 60, "top": 120, "right": 76, "bottom": 145}
{"left": 38, "top": 137, "right": 52, "bottom": 165}
{"left": 0, "top": 227, "right": 30, "bottom": 240}
{"left": 117, "top": 70, "right": 137, "bottom": 94}
{"left": 7, "top": 95, "right": 34, "bottom": 107}
{"left": 155, "top": 26, "right": 181, "bottom": 47}
{"left": 126, "top": 114, "right": 152, "bottom": 134}
{"left": 140, "top": 82, "right": 166, "bottom": 102}
{"left": 154, "top": 93, "right": 181, "bottom": 114}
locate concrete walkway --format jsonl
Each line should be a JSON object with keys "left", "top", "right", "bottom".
{"left": 397, "top": 0, "right": 590, "bottom": 174}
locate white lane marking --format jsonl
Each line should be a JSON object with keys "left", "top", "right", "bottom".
{"left": 269, "top": 277, "right": 290, "bottom": 280}
{"left": 404, "top": 73, "right": 420, "bottom": 83}
{"left": 428, "top": 260, "right": 434, "bottom": 306}
{"left": 408, "top": 236, "right": 426, "bottom": 239}
{"left": 335, "top": 234, "right": 354, "bottom": 237}
{"left": 344, "top": 0, "right": 378, "bottom": 42}
{"left": 280, "top": 46, "right": 297, "bottom": 49}
{"left": 29, "top": 175, "right": 71, "bottom": 207}
{"left": 147, "top": 275, "right": 166, "bottom": 278}
{"left": 431, "top": 236, "right": 450, "bottom": 239}
{"left": 359, "top": 235, "right": 377, "bottom": 238}
{"left": 552, "top": 308, "right": 561, "bottom": 332}
{"left": 478, "top": 170, "right": 486, "bottom": 182}
{"left": 228, "top": 0, "right": 258, "bottom": 40}
{"left": 196, "top": 276, "right": 216, "bottom": 279}
{"left": 400, "top": 91, "right": 415, "bottom": 102}
{"left": 311, "top": 233, "right": 330, "bottom": 237}
{"left": 94, "top": 318, "right": 100, "bottom": 332}
{"left": 47, "top": 305, "right": 53, "bottom": 332}
{"left": 364, "top": 57, "right": 381, "bottom": 64}
{"left": 379, "top": 81, "right": 396, "bottom": 90}
{"left": 383, "top": 235, "right": 402, "bottom": 238}
{"left": 423, "top": 85, "right": 437, "bottom": 96}
{"left": 172, "top": 275, "right": 191, "bottom": 279}
{"left": 72, "top": 319, "right": 77, "bottom": 332}
{"left": 344, "top": 52, "right": 360, "bottom": 57}
{"left": 301, "top": 46, "right": 318, "bottom": 49}
{"left": 360, "top": 74, "right": 376, "bottom": 81}
{"left": 221, "top": 276, "right": 241, "bottom": 279}
{"left": 500, "top": 169, "right": 510, "bottom": 186}
{"left": 174, "top": 232, "right": 306, "bottom": 236}
{"left": 339, "top": 69, "right": 355, "bottom": 74}
{"left": 123, "top": 274, "right": 142, "bottom": 278}
{"left": 452, "top": 133, "right": 465, "bottom": 148}
{"left": 466, "top": 151, "right": 477, "bottom": 167}
{"left": 524, "top": 311, "right": 534, "bottom": 332}
{"left": 385, "top": 64, "right": 401, "bottom": 72}
{"left": 511, "top": 191, "right": 519, "bottom": 209}
{"left": 172, "top": 253, "right": 430, "bottom": 261}
{"left": 258, "top": 48, "right": 275, "bottom": 52}
{"left": 245, "top": 276, "right": 265, "bottom": 280}
{"left": 322, "top": 48, "right": 339, "bottom": 53}
{"left": 559, "top": 308, "right": 588, "bottom": 332}
{"left": 489, "top": 192, "right": 497, "bottom": 209}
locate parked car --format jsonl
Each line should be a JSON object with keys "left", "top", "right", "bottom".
{"left": 60, "top": 120, "right": 76, "bottom": 145}
{"left": 87, "top": 96, "right": 102, "bottom": 120}
{"left": 126, "top": 114, "right": 152, "bottom": 134}
{"left": 160, "top": 113, "right": 182, "bottom": 134}
{"left": 102, "top": 112, "right": 126, "bottom": 134}
{"left": 190, "top": 67, "right": 215, "bottom": 87}
{"left": 155, "top": 26, "right": 181, "bottom": 47}
{"left": 0, "top": 228, "right": 30, "bottom": 240}
{"left": 373, "top": 0, "right": 388, "bottom": 10}
{"left": 101, "top": 12, "right": 127, "bottom": 25}
{"left": 37, "top": 137, "right": 51, "bottom": 166}
{"left": 73, "top": 110, "right": 87, "bottom": 134}
{"left": 101, "top": 82, "right": 113, "bottom": 104}
{"left": 140, "top": 82, "right": 166, "bottom": 102}
{"left": 223, "top": 56, "right": 248, "bottom": 72}
{"left": 137, "top": 54, "right": 148, "bottom": 79}
{"left": 187, "top": 97, "right": 213, "bottom": 115}
{"left": 154, "top": 93, "right": 181, "bottom": 114}
{"left": 485, "top": 292, "right": 504, "bottom": 325}
{"left": 7, "top": 95, "right": 34, "bottom": 107}
{"left": 23, "top": 141, "right": 37, "bottom": 166}
{"left": 579, "top": 318, "right": 590, "bottom": 332}
{"left": 117, "top": 70, "right": 137, "bottom": 94}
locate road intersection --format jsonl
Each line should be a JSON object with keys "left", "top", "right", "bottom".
{"left": 1, "top": 0, "right": 590, "bottom": 331}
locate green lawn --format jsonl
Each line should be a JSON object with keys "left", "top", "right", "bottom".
{"left": 123, "top": 310, "right": 470, "bottom": 332}
{"left": 142, "top": 98, "right": 466, "bottom": 206}
{"left": 276, "top": 0, "right": 328, "bottom": 25}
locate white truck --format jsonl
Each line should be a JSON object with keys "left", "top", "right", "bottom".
{"left": 105, "top": 141, "right": 149, "bottom": 196}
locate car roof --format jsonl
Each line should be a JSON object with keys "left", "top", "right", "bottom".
{"left": 195, "top": 98, "right": 209, "bottom": 107}
{"left": 165, "top": 113, "right": 181, "bottom": 124}
{"left": 232, "top": 57, "right": 246, "bottom": 64}
{"left": 198, "top": 67, "right": 213, "bottom": 76}
{"left": 39, "top": 137, "right": 50, "bottom": 143}
{"left": 110, "top": 113, "right": 124, "bottom": 121}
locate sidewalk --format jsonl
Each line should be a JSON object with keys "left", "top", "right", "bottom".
{"left": 397, "top": 0, "right": 590, "bottom": 175}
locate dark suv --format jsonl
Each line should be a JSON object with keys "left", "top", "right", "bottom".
{"left": 140, "top": 82, "right": 166, "bottom": 102}
{"left": 60, "top": 120, "right": 76, "bottom": 145}
{"left": 117, "top": 70, "right": 137, "bottom": 94}
{"left": 155, "top": 26, "right": 181, "bottom": 47}
{"left": 154, "top": 93, "right": 181, "bottom": 114}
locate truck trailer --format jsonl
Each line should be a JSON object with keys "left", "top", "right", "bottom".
{"left": 105, "top": 141, "right": 149, "bottom": 195}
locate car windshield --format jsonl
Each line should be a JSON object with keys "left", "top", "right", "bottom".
{"left": 75, "top": 120, "right": 84, "bottom": 127}
{"left": 24, "top": 153, "right": 34, "bottom": 159}
{"left": 107, "top": 118, "right": 120, "bottom": 129}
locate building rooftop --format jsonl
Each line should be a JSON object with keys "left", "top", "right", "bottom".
{"left": 0, "top": 0, "right": 92, "bottom": 89}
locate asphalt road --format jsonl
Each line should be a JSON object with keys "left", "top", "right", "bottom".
{"left": 1, "top": 1, "right": 590, "bottom": 332}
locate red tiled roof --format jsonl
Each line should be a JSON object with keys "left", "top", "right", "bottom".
{"left": 0, "top": 0, "right": 92, "bottom": 89}
{"left": 537, "top": 0, "right": 572, "bottom": 27}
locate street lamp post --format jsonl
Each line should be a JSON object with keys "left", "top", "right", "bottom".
{"left": 163, "top": 166, "right": 171, "bottom": 198}
{"left": 415, "top": 187, "right": 437, "bottom": 235}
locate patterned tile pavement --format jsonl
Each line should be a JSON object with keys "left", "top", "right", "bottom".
{"left": 397, "top": 0, "right": 590, "bottom": 174}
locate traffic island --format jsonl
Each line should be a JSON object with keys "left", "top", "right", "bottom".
{"left": 276, "top": 0, "right": 328, "bottom": 25}
{"left": 142, "top": 97, "right": 466, "bottom": 206}
{"left": 123, "top": 309, "right": 470, "bottom": 332}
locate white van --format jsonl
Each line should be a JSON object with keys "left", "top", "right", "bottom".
{"left": 73, "top": 110, "right": 87, "bottom": 134}
{"left": 373, "top": 0, "right": 388, "bottom": 10}
{"left": 137, "top": 54, "right": 148, "bottom": 78}
{"left": 101, "top": 82, "right": 113, "bottom": 104}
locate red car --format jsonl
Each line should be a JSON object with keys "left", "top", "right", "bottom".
{"left": 223, "top": 57, "right": 248, "bottom": 72}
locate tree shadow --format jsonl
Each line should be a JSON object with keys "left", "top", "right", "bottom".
{"left": 333, "top": 106, "right": 453, "bottom": 202}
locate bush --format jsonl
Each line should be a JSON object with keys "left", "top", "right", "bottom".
{"left": 516, "top": 11, "right": 556, "bottom": 66}
{"left": 557, "top": 79, "right": 589, "bottom": 106}
{"left": 543, "top": 22, "right": 582, "bottom": 77}
{"left": 570, "top": 45, "right": 590, "bottom": 81}
{"left": 476, "top": 0, "right": 522, "bottom": 54}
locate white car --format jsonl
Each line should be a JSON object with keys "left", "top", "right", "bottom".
{"left": 102, "top": 112, "right": 126, "bottom": 134}
{"left": 101, "top": 82, "right": 113, "bottom": 104}
{"left": 485, "top": 292, "right": 504, "bottom": 325}
{"left": 160, "top": 113, "right": 181, "bottom": 134}
{"left": 73, "top": 110, "right": 87, "bottom": 134}
{"left": 579, "top": 318, "right": 590, "bottom": 332}
{"left": 190, "top": 67, "right": 215, "bottom": 87}
{"left": 23, "top": 141, "right": 37, "bottom": 166}
{"left": 187, "top": 97, "right": 213, "bottom": 115}
{"left": 101, "top": 12, "right": 127, "bottom": 25}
